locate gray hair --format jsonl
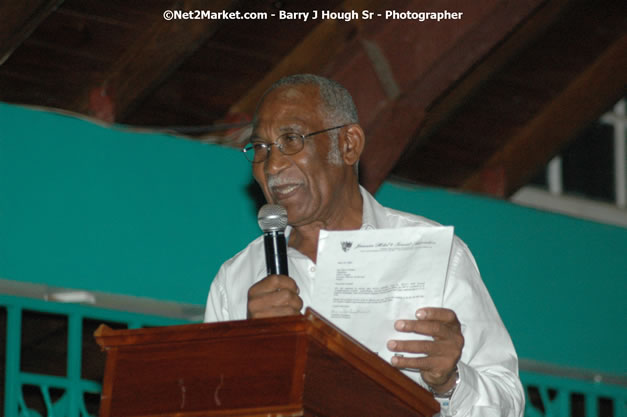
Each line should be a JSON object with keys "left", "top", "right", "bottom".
{"left": 255, "top": 74, "right": 359, "bottom": 166}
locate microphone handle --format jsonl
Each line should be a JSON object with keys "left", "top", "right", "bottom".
{"left": 263, "top": 230, "right": 288, "bottom": 275}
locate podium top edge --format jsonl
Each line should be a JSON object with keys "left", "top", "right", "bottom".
{"left": 93, "top": 312, "right": 315, "bottom": 348}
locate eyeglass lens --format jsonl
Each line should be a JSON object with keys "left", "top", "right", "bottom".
{"left": 247, "top": 133, "right": 304, "bottom": 162}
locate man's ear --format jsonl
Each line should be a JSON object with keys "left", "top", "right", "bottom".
{"left": 341, "top": 124, "right": 366, "bottom": 166}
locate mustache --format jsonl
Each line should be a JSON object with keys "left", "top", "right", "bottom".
{"left": 267, "top": 176, "right": 303, "bottom": 188}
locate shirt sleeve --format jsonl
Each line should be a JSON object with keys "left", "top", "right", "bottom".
{"left": 204, "top": 264, "right": 229, "bottom": 323}
{"left": 440, "top": 240, "right": 525, "bottom": 417}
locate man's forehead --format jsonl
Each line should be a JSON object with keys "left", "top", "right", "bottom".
{"left": 254, "top": 84, "right": 322, "bottom": 130}
{"left": 250, "top": 121, "right": 305, "bottom": 140}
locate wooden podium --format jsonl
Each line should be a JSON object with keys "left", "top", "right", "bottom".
{"left": 94, "top": 308, "right": 439, "bottom": 417}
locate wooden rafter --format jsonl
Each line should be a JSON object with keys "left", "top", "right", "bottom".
{"left": 388, "top": 0, "right": 627, "bottom": 197}
{"left": 77, "top": 0, "right": 235, "bottom": 122}
{"left": 462, "top": 32, "right": 627, "bottom": 196}
{"left": 410, "top": 0, "right": 569, "bottom": 156}
{"left": 0, "top": 0, "right": 65, "bottom": 65}
{"left": 228, "top": 0, "right": 381, "bottom": 119}
{"left": 348, "top": 0, "right": 549, "bottom": 193}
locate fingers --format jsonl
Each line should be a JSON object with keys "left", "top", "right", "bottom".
{"left": 396, "top": 308, "right": 461, "bottom": 339}
{"left": 415, "top": 307, "right": 459, "bottom": 326}
{"left": 250, "top": 305, "right": 303, "bottom": 319}
{"left": 391, "top": 353, "right": 457, "bottom": 391}
{"left": 387, "top": 307, "right": 464, "bottom": 389}
{"left": 388, "top": 352, "right": 432, "bottom": 373}
{"left": 247, "top": 274, "right": 303, "bottom": 319}
{"left": 387, "top": 339, "right": 433, "bottom": 356}
{"left": 395, "top": 319, "right": 454, "bottom": 341}
{"left": 387, "top": 335, "right": 462, "bottom": 388}
{"left": 387, "top": 339, "right": 455, "bottom": 371}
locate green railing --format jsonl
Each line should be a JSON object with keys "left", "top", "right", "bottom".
{"left": 522, "top": 369, "right": 626, "bottom": 417}
{"left": 1, "top": 294, "right": 193, "bottom": 417}
{"left": 2, "top": 293, "right": 626, "bottom": 417}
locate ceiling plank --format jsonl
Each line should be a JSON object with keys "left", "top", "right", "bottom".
{"left": 409, "top": 0, "right": 569, "bottom": 156}
{"left": 462, "top": 32, "right": 627, "bottom": 196}
{"left": 227, "top": 0, "right": 379, "bottom": 119}
{"left": 348, "top": 0, "right": 548, "bottom": 193}
{"left": 0, "top": 0, "right": 64, "bottom": 65}
{"left": 226, "top": 18, "right": 356, "bottom": 117}
{"left": 78, "top": 0, "right": 235, "bottom": 122}
{"left": 390, "top": 0, "right": 627, "bottom": 197}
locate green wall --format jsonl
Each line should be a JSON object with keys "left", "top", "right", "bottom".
{"left": 376, "top": 183, "right": 627, "bottom": 377}
{"left": 0, "top": 103, "right": 260, "bottom": 304}
{"left": 2, "top": 103, "right": 625, "bottom": 376}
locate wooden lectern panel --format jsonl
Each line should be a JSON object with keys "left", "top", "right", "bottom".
{"left": 95, "top": 308, "right": 439, "bottom": 417}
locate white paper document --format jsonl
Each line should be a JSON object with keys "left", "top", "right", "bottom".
{"left": 312, "top": 226, "right": 454, "bottom": 363}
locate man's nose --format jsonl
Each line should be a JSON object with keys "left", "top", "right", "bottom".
{"left": 264, "top": 144, "right": 290, "bottom": 175}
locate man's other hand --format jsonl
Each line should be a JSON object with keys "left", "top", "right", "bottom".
{"left": 387, "top": 307, "right": 464, "bottom": 394}
{"left": 247, "top": 274, "right": 303, "bottom": 319}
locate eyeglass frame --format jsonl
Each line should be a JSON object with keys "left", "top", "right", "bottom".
{"left": 242, "top": 124, "right": 349, "bottom": 163}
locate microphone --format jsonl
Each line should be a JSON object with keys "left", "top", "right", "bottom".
{"left": 257, "top": 204, "right": 289, "bottom": 276}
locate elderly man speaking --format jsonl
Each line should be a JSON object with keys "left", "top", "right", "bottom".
{"left": 205, "top": 74, "right": 524, "bottom": 417}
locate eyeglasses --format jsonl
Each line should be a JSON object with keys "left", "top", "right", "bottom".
{"left": 242, "top": 124, "right": 348, "bottom": 163}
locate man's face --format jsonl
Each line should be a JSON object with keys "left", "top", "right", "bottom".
{"left": 252, "top": 85, "right": 346, "bottom": 227}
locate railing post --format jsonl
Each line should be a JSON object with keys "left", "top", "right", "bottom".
{"left": 67, "top": 313, "right": 83, "bottom": 417}
{"left": 4, "top": 305, "right": 22, "bottom": 417}
{"left": 616, "top": 396, "right": 626, "bottom": 417}
{"left": 558, "top": 389, "right": 571, "bottom": 417}
{"left": 585, "top": 393, "right": 598, "bottom": 417}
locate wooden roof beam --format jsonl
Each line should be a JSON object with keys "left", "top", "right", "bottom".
{"left": 227, "top": 0, "right": 380, "bottom": 120}
{"left": 0, "top": 0, "right": 64, "bottom": 66}
{"left": 462, "top": 32, "right": 627, "bottom": 197}
{"left": 408, "top": 0, "right": 569, "bottom": 156}
{"left": 327, "top": 0, "right": 549, "bottom": 193}
{"left": 78, "top": 0, "right": 235, "bottom": 122}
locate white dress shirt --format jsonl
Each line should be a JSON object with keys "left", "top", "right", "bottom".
{"left": 205, "top": 186, "right": 524, "bottom": 417}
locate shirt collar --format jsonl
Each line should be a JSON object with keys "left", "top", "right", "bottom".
{"left": 359, "top": 185, "right": 377, "bottom": 230}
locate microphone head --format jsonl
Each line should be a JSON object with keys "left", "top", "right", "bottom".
{"left": 258, "top": 204, "right": 288, "bottom": 232}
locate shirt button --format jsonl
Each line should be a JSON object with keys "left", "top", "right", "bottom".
{"left": 310, "top": 266, "right": 316, "bottom": 273}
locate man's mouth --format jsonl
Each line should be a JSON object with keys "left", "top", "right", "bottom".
{"left": 271, "top": 183, "right": 301, "bottom": 200}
